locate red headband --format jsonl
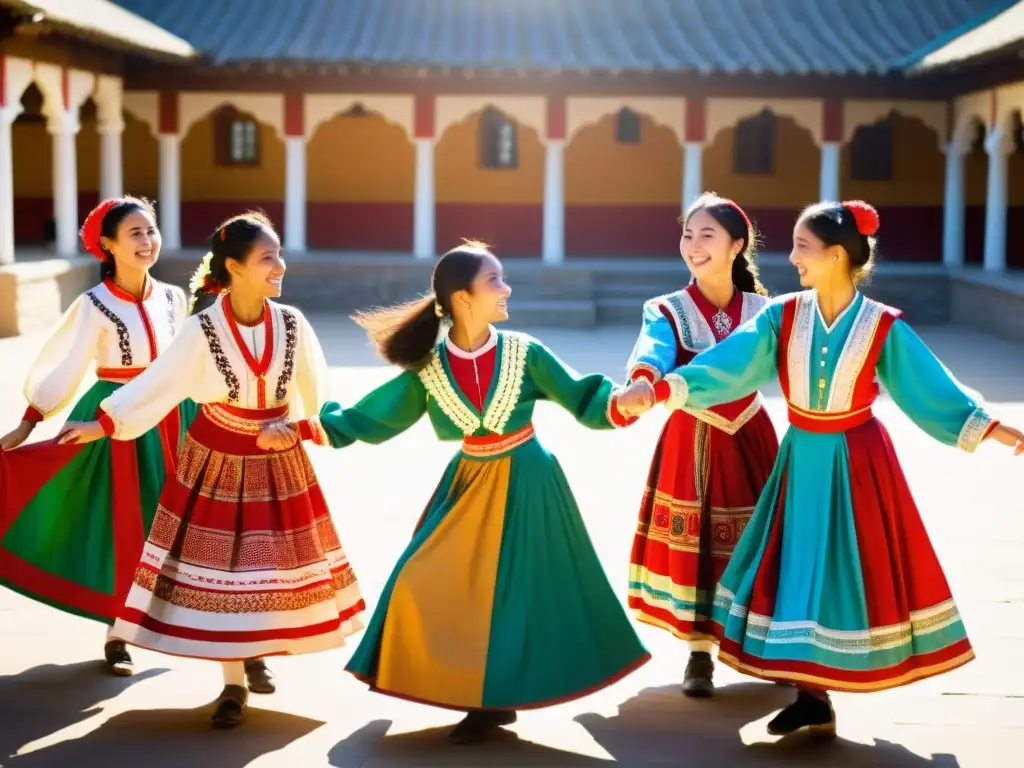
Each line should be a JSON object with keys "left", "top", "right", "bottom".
{"left": 841, "top": 200, "right": 880, "bottom": 237}
{"left": 720, "top": 197, "right": 752, "bottom": 233}
{"left": 79, "top": 199, "right": 123, "bottom": 261}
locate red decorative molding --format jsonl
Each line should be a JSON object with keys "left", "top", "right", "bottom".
{"left": 414, "top": 94, "right": 435, "bottom": 138}
{"left": 546, "top": 95, "right": 566, "bottom": 140}
{"left": 685, "top": 96, "right": 706, "bottom": 142}
{"left": 284, "top": 92, "right": 304, "bottom": 137}
{"left": 158, "top": 91, "right": 179, "bottom": 135}
{"left": 823, "top": 98, "right": 843, "bottom": 143}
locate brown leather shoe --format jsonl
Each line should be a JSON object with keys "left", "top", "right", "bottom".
{"left": 103, "top": 640, "right": 133, "bottom": 677}
{"left": 244, "top": 658, "right": 276, "bottom": 694}
{"left": 211, "top": 684, "right": 249, "bottom": 728}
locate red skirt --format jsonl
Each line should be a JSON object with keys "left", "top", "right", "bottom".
{"left": 111, "top": 403, "right": 366, "bottom": 661}
{"left": 628, "top": 406, "right": 778, "bottom": 641}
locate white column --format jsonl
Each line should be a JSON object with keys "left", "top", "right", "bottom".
{"left": 542, "top": 139, "right": 565, "bottom": 265}
{"left": 413, "top": 137, "right": 435, "bottom": 259}
{"left": 682, "top": 141, "right": 703, "bottom": 212}
{"left": 158, "top": 133, "right": 181, "bottom": 251}
{"left": 942, "top": 143, "right": 965, "bottom": 268}
{"left": 49, "top": 114, "right": 79, "bottom": 257}
{"left": 0, "top": 109, "right": 19, "bottom": 265}
{"left": 99, "top": 123, "right": 124, "bottom": 201}
{"left": 983, "top": 128, "right": 1009, "bottom": 273}
{"left": 284, "top": 136, "right": 306, "bottom": 252}
{"left": 819, "top": 141, "right": 841, "bottom": 202}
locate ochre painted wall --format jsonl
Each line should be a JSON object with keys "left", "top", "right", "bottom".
{"left": 12, "top": 119, "right": 52, "bottom": 197}
{"left": 564, "top": 113, "right": 683, "bottom": 256}
{"left": 703, "top": 117, "right": 819, "bottom": 209}
{"left": 434, "top": 109, "right": 545, "bottom": 255}
{"left": 435, "top": 111, "right": 544, "bottom": 204}
{"left": 307, "top": 112, "right": 414, "bottom": 202}
{"left": 839, "top": 116, "right": 944, "bottom": 205}
{"left": 180, "top": 110, "right": 285, "bottom": 202}
{"left": 123, "top": 110, "right": 159, "bottom": 199}
{"left": 565, "top": 114, "right": 682, "bottom": 205}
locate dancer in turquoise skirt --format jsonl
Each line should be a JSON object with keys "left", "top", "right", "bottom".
{"left": 634, "top": 200, "right": 1024, "bottom": 737}
{"left": 260, "top": 241, "right": 654, "bottom": 743}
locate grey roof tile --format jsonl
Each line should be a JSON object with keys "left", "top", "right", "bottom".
{"left": 113, "top": 0, "right": 1015, "bottom": 75}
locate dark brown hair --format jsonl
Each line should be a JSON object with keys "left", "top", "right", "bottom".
{"left": 189, "top": 209, "right": 277, "bottom": 314}
{"left": 96, "top": 197, "right": 157, "bottom": 281}
{"left": 352, "top": 240, "right": 492, "bottom": 369}
{"left": 681, "top": 192, "right": 768, "bottom": 296}
{"left": 796, "top": 201, "right": 878, "bottom": 284}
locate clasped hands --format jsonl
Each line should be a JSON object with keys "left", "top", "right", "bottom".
{"left": 257, "top": 420, "right": 299, "bottom": 452}
{"left": 617, "top": 379, "right": 657, "bottom": 419}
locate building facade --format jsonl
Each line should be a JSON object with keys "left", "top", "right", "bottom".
{"left": 3, "top": 0, "right": 1024, "bottom": 269}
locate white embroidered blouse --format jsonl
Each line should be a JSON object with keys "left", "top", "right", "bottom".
{"left": 99, "top": 295, "right": 330, "bottom": 441}
{"left": 23, "top": 277, "right": 187, "bottom": 422}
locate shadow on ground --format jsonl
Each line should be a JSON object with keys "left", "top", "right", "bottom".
{"left": 0, "top": 661, "right": 167, "bottom": 759}
{"left": 327, "top": 683, "right": 961, "bottom": 767}
{"left": 8, "top": 702, "right": 323, "bottom": 768}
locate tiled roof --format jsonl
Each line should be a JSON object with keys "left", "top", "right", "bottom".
{"left": 0, "top": 0, "right": 196, "bottom": 59}
{"left": 913, "top": 0, "right": 1024, "bottom": 69}
{"left": 114, "top": 0, "right": 1013, "bottom": 75}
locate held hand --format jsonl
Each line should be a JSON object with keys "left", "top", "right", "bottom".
{"left": 256, "top": 421, "right": 298, "bottom": 452}
{"left": 989, "top": 424, "right": 1024, "bottom": 455}
{"left": 0, "top": 420, "right": 35, "bottom": 450}
{"left": 57, "top": 421, "right": 106, "bottom": 445}
{"left": 617, "top": 379, "right": 656, "bottom": 418}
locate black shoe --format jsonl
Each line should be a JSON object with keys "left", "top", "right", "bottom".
{"left": 767, "top": 691, "right": 836, "bottom": 738}
{"left": 103, "top": 640, "right": 133, "bottom": 677}
{"left": 682, "top": 651, "right": 714, "bottom": 697}
{"left": 244, "top": 658, "right": 276, "bottom": 694}
{"left": 447, "top": 710, "right": 517, "bottom": 744}
{"left": 211, "top": 684, "right": 249, "bottom": 728}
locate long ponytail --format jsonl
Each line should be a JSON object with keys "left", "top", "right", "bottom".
{"left": 351, "top": 295, "right": 442, "bottom": 369}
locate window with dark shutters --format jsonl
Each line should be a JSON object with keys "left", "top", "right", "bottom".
{"left": 615, "top": 108, "right": 641, "bottom": 143}
{"left": 850, "top": 118, "right": 894, "bottom": 182}
{"left": 479, "top": 107, "right": 518, "bottom": 170}
{"left": 214, "top": 106, "right": 260, "bottom": 167}
{"left": 733, "top": 109, "right": 775, "bottom": 175}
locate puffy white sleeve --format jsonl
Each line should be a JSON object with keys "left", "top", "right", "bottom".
{"left": 170, "top": 286, "right": 189, "bottom": 335}
{"left": 98, "top": 317, "right": 217, "bottom": 440}
{"left": 23, "top": 294, "right": 100, "bottom": 422}
{"left": 291, "top": 310, "right": 331, "bottom": 419}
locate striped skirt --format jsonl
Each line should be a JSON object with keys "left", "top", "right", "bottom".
{"left": 111, "top": 402, "right": 365, "bottom": 660}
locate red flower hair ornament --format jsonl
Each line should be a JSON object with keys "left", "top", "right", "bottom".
{"left": 79, "top": 198, "right": 123, "bottom": 261}
{"left": 842, "top": 200, "right": 880, "bottom": 237}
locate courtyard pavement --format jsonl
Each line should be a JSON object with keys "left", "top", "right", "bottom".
{"left": 0, "top": 317, "right": 1022, "bottom": 767}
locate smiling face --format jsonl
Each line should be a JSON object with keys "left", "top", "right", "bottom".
{"left": 451, "top": 252, "right": 511, "bottom": 324}
{"left": 225, "top": 227, "right": 286, "bottom": 300}
{"left": 101, "top": 209, "right": 161, "bottom": 274}
{"left": 681, "top": 208, "right": 741, "bottom": 282}
{"left": 789, "top": 222, "right": 837, "bottom": 289}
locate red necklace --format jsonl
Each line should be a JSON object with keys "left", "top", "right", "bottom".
{"left": 221, "top": 294, "right": 274, "bottom": 408}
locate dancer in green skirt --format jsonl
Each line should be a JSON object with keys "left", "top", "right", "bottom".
{"left": 0, "top": 197, "right": 190, "bottom": 676}
{"left": 258, "top": 241, "right": 654, "bottom": 743}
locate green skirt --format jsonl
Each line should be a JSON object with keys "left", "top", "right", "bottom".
{"left": 0, "top": 382, "right": 194, "bottom": 624}
{"left": 346, "top": 435, "right": 650, "bottom": 711}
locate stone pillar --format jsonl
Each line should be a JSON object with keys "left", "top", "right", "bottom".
{"left": 542, "top": 96, "right": 566, "bottom": 264}
{"left": 0, "top": 107, "right": 19, "bottom": 265}
{"left": 0, "top": 56, "right": 31, "bottom": 264}
{"left": 157, "top": 91, "right": 181, "bottom": 250}
{"left": 983, "top": 125, "right": 1009, "bottom": 273}
{"left": 820, "top": 98, "right": 843, "bottom": 202}
{"left": 682, "top": 143, "right": 703, "bottom": 212}
{"left": 95, "top": 76, "right": 124, "bottom": 201}
{"left": 413, "top": 95, "right": 435, "bottom": 259}
{"left": 942, "top": 141, "right": 965, "bottom": 268}
{"left": 49, "top": 113, "right": 80, "bottom": 257}
{"left": 283, "top": 92, "right": 306, "bottom": 251}
{"left": 682, "top": 97, "right": 706, "bottom": 213}
{"left": 819, "top": 143, "right": 841, "bottom": 202}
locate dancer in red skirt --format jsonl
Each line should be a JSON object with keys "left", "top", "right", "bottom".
{"left": 60, "top": 212, "right": 366, "bottom": 727}
{"left": 640, "top": 200, "right": 1024, "bottom": 737}
{"left": 626, "top": 194, "right": 779, "bottom": 696}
